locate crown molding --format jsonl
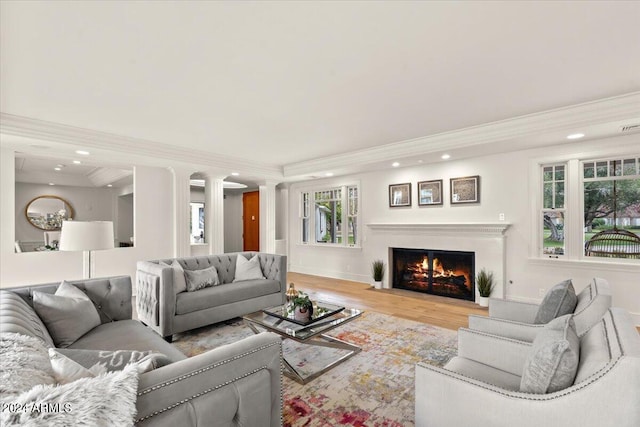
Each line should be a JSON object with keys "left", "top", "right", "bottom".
{"left": 283, "top": 92, "right": 640, "bottom": 177}
{"left": 0, "top": 113, "right": 284, "bottom": 179}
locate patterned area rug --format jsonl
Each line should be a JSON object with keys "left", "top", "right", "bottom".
{"left": 172, "top": 311, "right": 457, "bottom": 427}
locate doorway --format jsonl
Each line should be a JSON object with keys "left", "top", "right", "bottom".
{"left": 243, "top": 191, "right": 259, "bottom": 251}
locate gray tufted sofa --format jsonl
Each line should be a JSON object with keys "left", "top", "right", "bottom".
{"left": 136, "top": 252, "right": 287, "bottom": 341}
{"left": 0, "top": 276, "right": 283, "bottom": 426}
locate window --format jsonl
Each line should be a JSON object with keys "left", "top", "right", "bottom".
{"left": 538, "top": 155, "right": 640, "bottom": 261}
{"left": 541, "top": 164, "right": 566, "bottom": 256}
{"left": 582, "top": 158, "right": 640, "bottom": 259}
{"left": 299, "top": 183, "right": 359, "bottom": 247}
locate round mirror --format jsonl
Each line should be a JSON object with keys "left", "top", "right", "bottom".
{"left": 25, "top": 195, "right": 74, "bottom": 231}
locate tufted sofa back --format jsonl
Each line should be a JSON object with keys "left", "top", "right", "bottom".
{"left": 156, "top": 252, "right": 285, "bottom": 286}
{"left": 2, "top": 276, "right": 133, "bottom": 325}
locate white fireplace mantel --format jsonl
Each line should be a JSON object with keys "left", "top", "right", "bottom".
{"left": 366, "top": 222, "right": 511, "bottom": 236}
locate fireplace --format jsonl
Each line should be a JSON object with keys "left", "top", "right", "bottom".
{"left": 391, "top": 247, "right": 475, "bottom": 301}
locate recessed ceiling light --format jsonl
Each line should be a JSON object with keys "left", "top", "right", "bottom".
{"left": 48, "top": 183, "right": 55, "bottom": 186}
{"left": 107, "top": 184, "right": 113, "bottom": 188}
{"left": 441, "top": 154, "right": 451, "bottom": 160}
{"left": 392, "top": 162, "right": 400, "bottom": 167}
{"left": 417, "top": 160, "right": 424, "bottom": 164}
{"left": 75, "top": 150, "right": 90, "bottom": 155}
{"left": 325, "top": 172, "right": 334, "bottom": 177}
{"left": 231, "top": 172, "right": 239, "bottom": 176}
{"left": 73, "top": 160, "right": 81, "bottom": 164}
{"left": 567, "top": 133, "right": 585, "bottom": 140}
{"left": 54, "top": 167, "right": 62, "bottom": 171}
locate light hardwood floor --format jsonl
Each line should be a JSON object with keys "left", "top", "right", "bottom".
{"left": 287, "top": 272, "right": 489, "bottom": 331}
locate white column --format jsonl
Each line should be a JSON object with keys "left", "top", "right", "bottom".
{"left": 259, "top": 180, "right": 278, "bottom": 253}
{"left": 169, "top": 167, "right": 193, "bottom": 258}
{"left": 204, "top": 173, "right": 225, "bottom": 254}
{"left": 276, "top": 183, "right": 290, "bottom": 256}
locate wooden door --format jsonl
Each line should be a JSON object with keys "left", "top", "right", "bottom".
{"left": 243, "top": 191, "right": 260, "bottom": 251}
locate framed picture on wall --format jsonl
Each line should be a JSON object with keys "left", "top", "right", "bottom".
{"left": 418, "top": 180, "right": 443, "bottom": 206}
{"left": 450, "top": 175, "right": 480, "bottom": 204}
{"left": 389, "top": 183, "right": 412, "bottom": 207}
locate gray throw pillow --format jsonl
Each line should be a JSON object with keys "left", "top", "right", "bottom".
{"left": 233, "top": 254, "right": 265, "bottom": 282}
{"left": 160, "top": 260, "right": 187, "bottom": 294}
{"left": 534, "top": 279, "right": 577, "bottom": 324}
{"left": 33, "top": 281, "right": 101, "bottom": 348}
{"left": 184, "top": 265, "right": 220, "bottom": 292}
{"left": 56, "top": 348, "right": 171, "bottom": 372}
{"left": 520, "top": 314, "right": 580, "bottom": 394}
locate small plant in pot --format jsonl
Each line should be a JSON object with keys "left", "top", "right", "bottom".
{"left": 371, "top": 260, "right": 386, "bottom": 289}
{"left": 292, "top": 293, "right": 314, "bottom": 322}
{"left": 476, "top": 268, "right": 494, "bottom": 307}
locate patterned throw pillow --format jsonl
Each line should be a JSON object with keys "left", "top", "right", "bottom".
{"left": 520, "top": 314, "right": 580, "bottom": 394}
{"left": 534, "top": 279, "right": 577, "bottom": 324}
{"left": 184, "top": 265, "right": 220, "bottom": 292}
{"left": 55, "top": 348, "right": 171, "bottom": 372}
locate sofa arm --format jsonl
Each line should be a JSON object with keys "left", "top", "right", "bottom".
{"left": 136, "top": 261, "right": 176, "bottom": 338}
{"left": 258, "top": 253, "right": 287, "bottom": 305}
{"left": 488, "top": 298, "right": 539, "bottom": 323}
{"left": 135, "top": 332, "right": 282, "bottom": 427}
{"left": 468, "top": 315, "right": 545, "bottom": 342}
{"left": 416, "top": 356, "right": 640, "bottom": 427}
{"left": 456, "top": 328, "right": 531, "bottom": 376}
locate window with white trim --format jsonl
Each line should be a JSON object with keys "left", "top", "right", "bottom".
{"left": 541, "top": 164, "right": 566, "bottom": 256}
{"left": 299, "top": 184, "right": 360, "bottom": 247}
{"left": 538, "top": 155, "right": 640, "bottom": 260}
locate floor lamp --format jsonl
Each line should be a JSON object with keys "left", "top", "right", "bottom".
{"left": 59, "top": 221, "right": 115, "bottom": 279}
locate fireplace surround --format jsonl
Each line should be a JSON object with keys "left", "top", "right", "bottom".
{"left": 392, "top": 247, "right": 475, "bottom": 301}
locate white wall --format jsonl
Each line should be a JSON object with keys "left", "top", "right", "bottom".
{"left": 287, "top": 137, "right": 640, "bottom": 324}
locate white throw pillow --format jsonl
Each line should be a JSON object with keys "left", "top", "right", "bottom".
{"left": 233, "top": 254, "right": 265, "bottom": 282}
{"left": 33, "top": 281, "right": 101, "bottom": 348}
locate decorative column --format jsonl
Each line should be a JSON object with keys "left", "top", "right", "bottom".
{"left": 276, "top": 183, "right": 290, "bottom": 256}
{"left": 258, "top": 180, "right": 278, "bottom": 253}
{"left": 169, "top": 167, "right": 193, "bottom": 258}
{"left": 204, "top": 173, "right": 225, "bottom": 254}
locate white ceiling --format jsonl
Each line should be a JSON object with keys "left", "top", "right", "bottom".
{"left": 1, "top": 1, "right": 640, "bottom": 180}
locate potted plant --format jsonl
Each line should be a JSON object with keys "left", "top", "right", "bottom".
{"left": 292, "top": 293, "right": 313, "bottom": 322}
{"left": 476, "top": 268, "right": 494, "bottom": 307}
{"left": 371, "top": 260, "right": 386, "bottom": 289}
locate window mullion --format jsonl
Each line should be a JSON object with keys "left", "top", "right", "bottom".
{"left": 565, "top": 159, "right": 582, "bottom": 259}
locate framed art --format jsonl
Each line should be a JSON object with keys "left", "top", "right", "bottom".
{"left": 418, "top": 180, "right": 443, "bottom": 206}
{"left": 389, "top": 183, "right": 411, "bottom": 207}
{"left": 450, "top": 175, "right": 480, "bottom": 204}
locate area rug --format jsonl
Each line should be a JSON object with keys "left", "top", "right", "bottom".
{"left": 172, "top": 311, "right": 457, "bottom": 427}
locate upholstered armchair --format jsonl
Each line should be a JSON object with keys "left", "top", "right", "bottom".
{"left": 468, "top": 278, "right": 611, "bottom": 341}
{"left": 415, "top": 308, "right": 640, "bottom": 427}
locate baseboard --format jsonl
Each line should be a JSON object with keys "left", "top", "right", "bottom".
{"left": 289, "top": 264, "right": 370, "bottom": 285}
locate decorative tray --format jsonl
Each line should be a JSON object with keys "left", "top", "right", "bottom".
{"left": 263, "top": 302, "right": 345, "bottom": 326}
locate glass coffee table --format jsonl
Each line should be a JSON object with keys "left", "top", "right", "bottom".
{"left": 243, "top": 302, "right": 362, "bottom": 384}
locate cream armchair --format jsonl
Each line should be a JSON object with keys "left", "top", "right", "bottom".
{"left": 468, "top": 278, "right": 611, "bottom": 341}
{"left": 415, "top": 308, "right": 640, "bottom": 427}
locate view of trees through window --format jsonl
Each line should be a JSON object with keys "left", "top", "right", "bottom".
{"left": 300, "top": 185, "right": 359, "bottom": 246}
{"left": 541, "top": 157, "right": 640, "bottom": 259}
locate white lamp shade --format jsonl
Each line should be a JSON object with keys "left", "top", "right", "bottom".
{"left": 59, "top": 221, "right": 115, "bottom": 251}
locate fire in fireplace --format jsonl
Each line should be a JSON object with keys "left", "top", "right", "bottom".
{"left": 391, "top": 248, "right": 475, "bottom": 301}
